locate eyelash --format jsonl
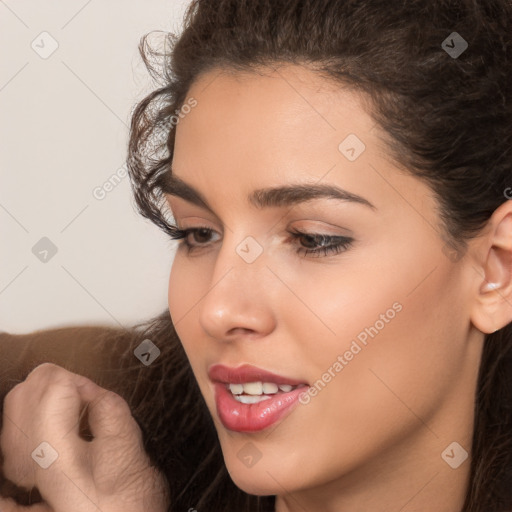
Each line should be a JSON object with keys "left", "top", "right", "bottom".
{"left": 166, "top": 224, "right": 354, "bottom": 258}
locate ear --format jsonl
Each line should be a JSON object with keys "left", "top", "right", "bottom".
{"left": 470, "top": 200, "right": 512, "bottom": 334}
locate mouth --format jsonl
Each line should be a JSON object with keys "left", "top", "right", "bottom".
{"left": 225, "top": 381, "right": 306, "bottom": 404}
{"left": 208, "top": 363, "right": 309, "bottom": 432}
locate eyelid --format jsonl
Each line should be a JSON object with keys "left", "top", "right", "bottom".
{"left": 167, "top": 196, "right": 356, "bottom": 232}
{"left": 174, "top": 216, "right": 223, "bottom": 231}
{"left": 172, "top": 218, "right": 353, "bottom": 241}
{"left": 285, "top": 219, "right": 355, "bottom": 239}
{"left": 166, "top": 196, "right": 221, "bottom": 223}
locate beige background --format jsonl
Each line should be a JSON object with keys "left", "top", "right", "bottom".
{"left": 0, "top": 0, "right": 190, "bottom": 334}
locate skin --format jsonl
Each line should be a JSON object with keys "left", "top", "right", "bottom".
{"left": 166, "top": 64, "right": 512, "bottom": 512}
{"left": 0, "top": 363, "right": 170, "bottom": 512}
{"left": 0, "top": 64, "right": 511, "bottom": 512}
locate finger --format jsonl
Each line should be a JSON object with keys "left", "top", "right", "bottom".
{"left": 36, "top": 367, "right": 101, "bottom": 440}
{"left": 79, "top": 387, "right": 150, "bottom": 492}
{"left": 1, "top": 365, "right": 95, "bottom": 488}
{"left": 79, "top": 385, "right": 140, "bottom": 442}
{"left": 6, "top": 377, "right": 119, "bottom": 511}
{"left": 1, "top": 386, "right": 41, "bottom": 487}
{"left": 5, "top": 364, "right": 93, "bottom": 440}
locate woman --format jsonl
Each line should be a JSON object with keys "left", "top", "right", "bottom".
{"left": 1, "top": 0, "right": 511, "bottom": 510}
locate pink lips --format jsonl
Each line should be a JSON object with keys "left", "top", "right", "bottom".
{"left": 208, "top": 363, "right": 309, "bottom": 432}
{"left": 208, "top": 363, "right": 308, "bottom": 387}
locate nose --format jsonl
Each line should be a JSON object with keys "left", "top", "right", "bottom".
{"left": 198, "top": 236, "right": 277, "bottom": 342}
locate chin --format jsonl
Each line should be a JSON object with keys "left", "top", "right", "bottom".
{"left": 225, "top": 465, "right": 285, "bottom": 496}
{"left": 221, "top": 446, "right": 307, "bottom": 496}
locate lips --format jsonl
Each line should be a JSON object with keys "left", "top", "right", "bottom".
{"left": 208, "top": 363, "right": 309, "bottom": 386}
{"left": 208, "top": 363, "right": 309, "bottom": 432}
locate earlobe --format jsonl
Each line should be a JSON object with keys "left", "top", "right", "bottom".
{"left": 470, "top": 202, "right": 512, "bottom": 334}
{"left": 480, "top": 281, "right": 501, "bottom": 293}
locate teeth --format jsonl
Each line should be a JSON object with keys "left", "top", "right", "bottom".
{"left": 227, "top": 381, "right": 298, "bottom": 397}
{"left": 262, "top": 382, "right": 279, "bottom": 394}
{"left": 233, "top": 394, "right": 272, "bottom": 404}
{"left": 243, "top": 382, "right": 263, "bottom": 395}
{"left": 229, "top": 383, "right": 244, "bottom": 395}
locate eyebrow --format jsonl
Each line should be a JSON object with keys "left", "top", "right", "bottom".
{"left": 161, "top": 169, "right": 376, "bottom": 212}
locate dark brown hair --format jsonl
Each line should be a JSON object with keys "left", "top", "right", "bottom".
{"left": 125, "top": 1, "right": 512, "bottom": 510}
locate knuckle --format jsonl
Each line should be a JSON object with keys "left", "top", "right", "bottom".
{"left": 101, "top": 391, "right": 130, "bottom": 415}
{"left": 3, "top": 381, "right": 26, "bottom": 412}
{"left": 39, "top": 378, "right": 78, "bottom": 405}
{"left": 34, "top": 361, "right": 59, "bottom": 371}
{"left": 4, "top": 364, "right": 74, "bottom": 407}
{"left": 29, "top": 361, "right": 61, "bottom": 377}
{"left": 98, "top": 391, "right": 141, "bottom": 439}
{"left": 35, "top": 365, "right": 76, "bottom": 388}
{"left": 24, "top": 362, "right": 64, "bottom": 387}
{"left": 29, "top": 362, "right": 74, "bottom": 383}
{"left": 4, "top": 381, "right": 22, "bottom": 402}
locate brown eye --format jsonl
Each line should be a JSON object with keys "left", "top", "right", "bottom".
{"left": 289, "top": 230, "right": 354, "bottom": 258}
{"left": 189, "top": 228, "right": 214, "bottom": 244}
{"left": 167, "top": 225, "right": 219, "bottom": 253}
{"left": 298, "top": 233, "right": 330, "bottom": 249}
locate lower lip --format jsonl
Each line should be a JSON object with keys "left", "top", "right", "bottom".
{"left": 213, "top": 382, "right": 306, "bottom": 432}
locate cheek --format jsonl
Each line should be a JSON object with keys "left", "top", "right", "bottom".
{"left": 308, "top": 257, "right": 464, "bottom": 430}
{"left": 296, "top": 240, "right": 465, "bottom": 404}
{"left": 167, "top": 255, "right": 211, "bottom": 368}
{"left": 290, "top": 240, "right": 463, "bottom": 409}
{"left": 235, "top": 255, "right": 465, "bottom": 490}
{"left": 167, "top": 261, "right": 181, "bottom": 322}
{"left": 167, "top": 253, "right": 204, "bottom": 320}
{"left": 167, "top": 257, "right": 195, "bottom": 357}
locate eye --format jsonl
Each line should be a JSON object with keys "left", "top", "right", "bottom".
{"left": 167, "top": 225, "right": 218, "bottom": 249}
{"left": 166, "top": 224, "right": 354, "bottom": 258}
{"left": 288, "top": 229, "right": 354, "bottom": 258}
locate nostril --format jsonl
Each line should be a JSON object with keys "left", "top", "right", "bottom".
{"left": 227, "top": 327, "right": 255, "bottom": 336}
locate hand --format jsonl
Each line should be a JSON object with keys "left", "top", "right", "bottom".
{"left": 0, "top": 363, "right": 169, "bottom": 512}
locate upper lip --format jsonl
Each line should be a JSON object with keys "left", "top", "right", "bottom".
{"left": 208, "top": 363, "right": 309, "bottom": 386}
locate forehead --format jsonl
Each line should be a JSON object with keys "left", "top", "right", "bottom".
{"left": 173, "top": 64, "right": 378, "bottom": 180}
{"left": 169, "top": 63, "right": 437, "bottom": 229}
{"left": 182, "top": 64, "right": 374, "bottom": 138}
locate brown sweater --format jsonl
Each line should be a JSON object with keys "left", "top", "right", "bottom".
{"left": 0, "top": 325, "right": 140, "bottom": 395}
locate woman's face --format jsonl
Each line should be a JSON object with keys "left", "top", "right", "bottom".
{"left": 166, "top": 65, "right": 482, "bottom": 503}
